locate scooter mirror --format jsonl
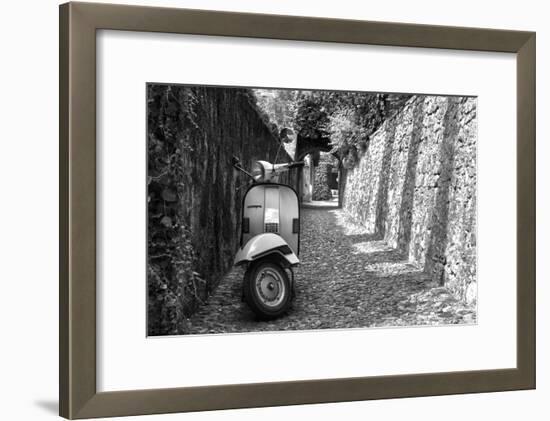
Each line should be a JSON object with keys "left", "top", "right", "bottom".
{"left": 280, "top": 127, "right": 295, "bottom": 144}
{"left": 231, "top": 156, "right": 242, "bottom": 167}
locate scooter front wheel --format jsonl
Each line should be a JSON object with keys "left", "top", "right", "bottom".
{"left": 243, "top": 258, "right": 291, "bottom": 320}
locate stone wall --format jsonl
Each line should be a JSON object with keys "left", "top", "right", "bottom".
{"left": 147, "top": 85, "right": 296, "bottom": 334}
{"left": 342, "top": 95, "right": 477, "bottom": 303}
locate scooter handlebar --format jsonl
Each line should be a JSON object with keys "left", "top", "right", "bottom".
{"left": 271, "top": 161, "right": 305, "bottom": 174}
{"left": 287, "top": 161, "right": 305, "bottom": 169}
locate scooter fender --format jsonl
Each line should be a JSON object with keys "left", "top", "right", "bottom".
{"left": 234, "top": 233, "right": 299, "bottom": 267}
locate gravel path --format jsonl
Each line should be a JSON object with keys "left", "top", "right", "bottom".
{"left": 182, "top": 207, "right": 476, "bottom": 335}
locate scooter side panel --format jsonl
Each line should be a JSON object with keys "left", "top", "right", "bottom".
{"left": 278, "top": 185, "right": 299, "bottom": 255}
{"left": 242, "top": 185, "right": 265, "bottom": 246}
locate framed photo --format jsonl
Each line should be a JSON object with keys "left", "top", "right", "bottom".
{"left": 59, "top": 2, "right": 535, "bottom": 419}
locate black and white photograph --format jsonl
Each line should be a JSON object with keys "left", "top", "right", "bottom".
{"left": 147, "top": 84, "right": 477, "bottom": 336}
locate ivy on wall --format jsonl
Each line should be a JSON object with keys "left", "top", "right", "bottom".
{"left": 147, "top": 85, "right": 205, "bottom": 335}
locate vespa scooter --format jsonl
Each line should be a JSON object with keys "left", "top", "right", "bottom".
{"left": 232, "top": 157, "right": 304, "bottom": 319}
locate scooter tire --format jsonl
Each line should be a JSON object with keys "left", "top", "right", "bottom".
{"left": 243, "top": 258, "right": 291, "bottom": 320}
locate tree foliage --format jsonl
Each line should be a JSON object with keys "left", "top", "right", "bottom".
{"left": 293, "top": 93, "right": 331, "bottom": 140}
{"left": 254, "top": 88, "right": 410, "bottom": 165}
{"left": 253, "top": 89, "right": 300, "bottom": 130}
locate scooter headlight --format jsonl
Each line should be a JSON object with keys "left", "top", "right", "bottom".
{"left": 251, "top": 161, "right": 265, "bottom": 181}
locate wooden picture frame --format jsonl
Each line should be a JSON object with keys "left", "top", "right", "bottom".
{"left": 59, "top": 2, "right": 535, "bottom": 418}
